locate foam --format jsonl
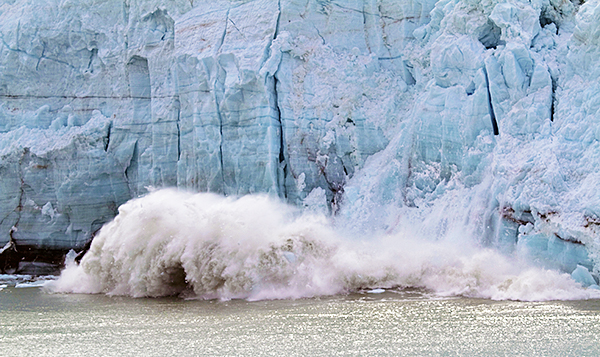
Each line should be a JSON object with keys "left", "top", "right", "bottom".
{"left": 47, "top": 189, "right": 600, "bottom": 301}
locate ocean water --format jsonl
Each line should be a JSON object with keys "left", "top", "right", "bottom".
{"left": 3, "top": 189, "right": 600, "bottom": 356}
{"left": 1, "top": 285, "right": 600, "bottom": 356}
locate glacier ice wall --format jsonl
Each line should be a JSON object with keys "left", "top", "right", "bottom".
{"left": 1, "top": 0, "right": 600, "bottom": 279}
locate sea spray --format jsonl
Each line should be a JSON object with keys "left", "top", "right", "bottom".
{"left": 47, "top": 189, "right": 600, "bottom": 301}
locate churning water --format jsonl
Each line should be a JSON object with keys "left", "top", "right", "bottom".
{"left": 46, "top": 189, "right": 600, "bottom": 301}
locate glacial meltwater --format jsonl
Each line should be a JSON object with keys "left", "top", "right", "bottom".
{"left": 1, "top": 285, "right": 600, "bottom": 356}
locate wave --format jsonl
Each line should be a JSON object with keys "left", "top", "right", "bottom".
{"left": 46, "top": 189, "right": 600, "bottom": 301}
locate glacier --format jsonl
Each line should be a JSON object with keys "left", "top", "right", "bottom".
{"left": 1, "top": 0, "right": 600, "bottom": 291}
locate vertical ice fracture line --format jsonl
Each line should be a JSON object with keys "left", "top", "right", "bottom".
{"left": 483, "top": 65, "right": 499, "bottom": 135}
{"left": 274, "top": 75, "right": 286, "bottom": 198}
{"left": 104, "top": 122, "right": 111, "bottom": 152}
{"left": 175, "top": 97, "right": 181, "bottom": 160}
{"left": 215, "top": 8, "right": 230, "bottom": 188}
{"left": 550, "top": 76, "right": 557, "bottom": 122}
{"left": 273, "top": 0, "right": 287, "bottom": 198}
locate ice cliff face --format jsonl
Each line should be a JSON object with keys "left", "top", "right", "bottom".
{"left": 1, "top": 0, "right": 599, "bottom": 280}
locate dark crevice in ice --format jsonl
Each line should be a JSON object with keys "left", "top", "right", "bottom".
{"left": 87, "top": 48, "right": 98, "bottom": 73}
{"left": 275, "top": 91, "right": 284, "bottom": 166}
{"left": 213, "top": 10, "right": 230, "bottom": 189}
{"left": 539, "top": 9, "right": 560, "bottom": 33}
{"left": 465, "top": 81, "right": 476, "bottom": 96}
{"left": 260, "top": 0, "right": 281, "bottom": 70}
{"left": 14, "top": 149, "right": 28, "bottom": 233}
{"left": 403, "top": 61, "right": 417, "bottom": 86}
{"left": 274, "top": 0, "right": 281, "bottom": 41}
{"left": 313, "top": 152, "right": 346, "bottom": 214}
{"left": 228, "top": 17, "right": 244, "bottom": 37}
{"left": 217, "top": 9, "right": 231, "bottom": 53}
{"left": 483, "top": 65, "right": 500, "bottom": 135}
{"left": 272, "top": 0, "right": 287, "bottom": 199}
{"left": 124, "top": 141, "right": 138, "bottom": 185}
{"left": 274, "top": 75, "right": 287, "bottom": 200}
{"left": 312, "top": 23, "right": 326, "bottom": 45}
{"left": 331, "top": 2, "right": 399, "bottom": 21}
{"left": 2, "top": 148, "right": 29, "bottom": 267}
{"left": 539, "top": 11, "right": 555, "bottom": 29}
{"left": 478, "top": 20, "right": 505, "bottom": 50}
{"left": 550, "top": 76, "right": 557, "bottom": 122}
{"left": 378, "top": 55, "right": 403, "bottom": 61}
{"left": 74, "top": 227, "right": 100, "bottom": 264}
{"left": 175, "top": 96, "right": 181, "bottom": 160}
{"left": 104, "top": 121, "right": 112, "bottom": 152}
{"left": 215, "top": 86, "right": 225, "bottom": 188}
{"left": 35, "top": 43, "right": 46, "bottom": 71}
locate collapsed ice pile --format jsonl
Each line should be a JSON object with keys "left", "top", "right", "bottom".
{"left": 1, "top": 0, "right": 600, "bottom": 289}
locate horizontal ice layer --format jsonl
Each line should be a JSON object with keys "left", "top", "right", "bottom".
{"left": 0, "top": 0, "right": 599, "bottom": 284}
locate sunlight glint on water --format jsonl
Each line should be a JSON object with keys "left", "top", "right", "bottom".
{"left": 2, "top": 287, "right": 600, "bottom": 356}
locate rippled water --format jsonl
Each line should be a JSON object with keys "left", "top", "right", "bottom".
{"left": 2, "top": 286, "right": 600, "bottom": 356}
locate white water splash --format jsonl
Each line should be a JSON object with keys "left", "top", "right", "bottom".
{"left": 47, "top": 189, "right": 600, "bottom": 301}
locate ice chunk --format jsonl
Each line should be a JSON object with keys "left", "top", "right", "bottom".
{"left": 282, "top": 252, "right": 297, "bottom": 264}
{"left": 367, "top": 288, "right": 385, "bottom": 294}
{"left": 571, "top": 265, "right": 597, "bottom": 287}
{"left": 517, "top": 233, "right": 593, "bottom": 273}
{"left": 15, "top": 280, "right": 50, "bottom": 288}
{"left": 490, "top": 2, "right": 541, "bottom": 47}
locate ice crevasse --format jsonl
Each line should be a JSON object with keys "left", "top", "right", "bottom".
{"left": 0, "top": 0, "right": 600, "bottom": 287}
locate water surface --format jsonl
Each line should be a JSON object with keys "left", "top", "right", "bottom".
{"left": 2, "top": 287, "right": 599, "bottom": 356}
